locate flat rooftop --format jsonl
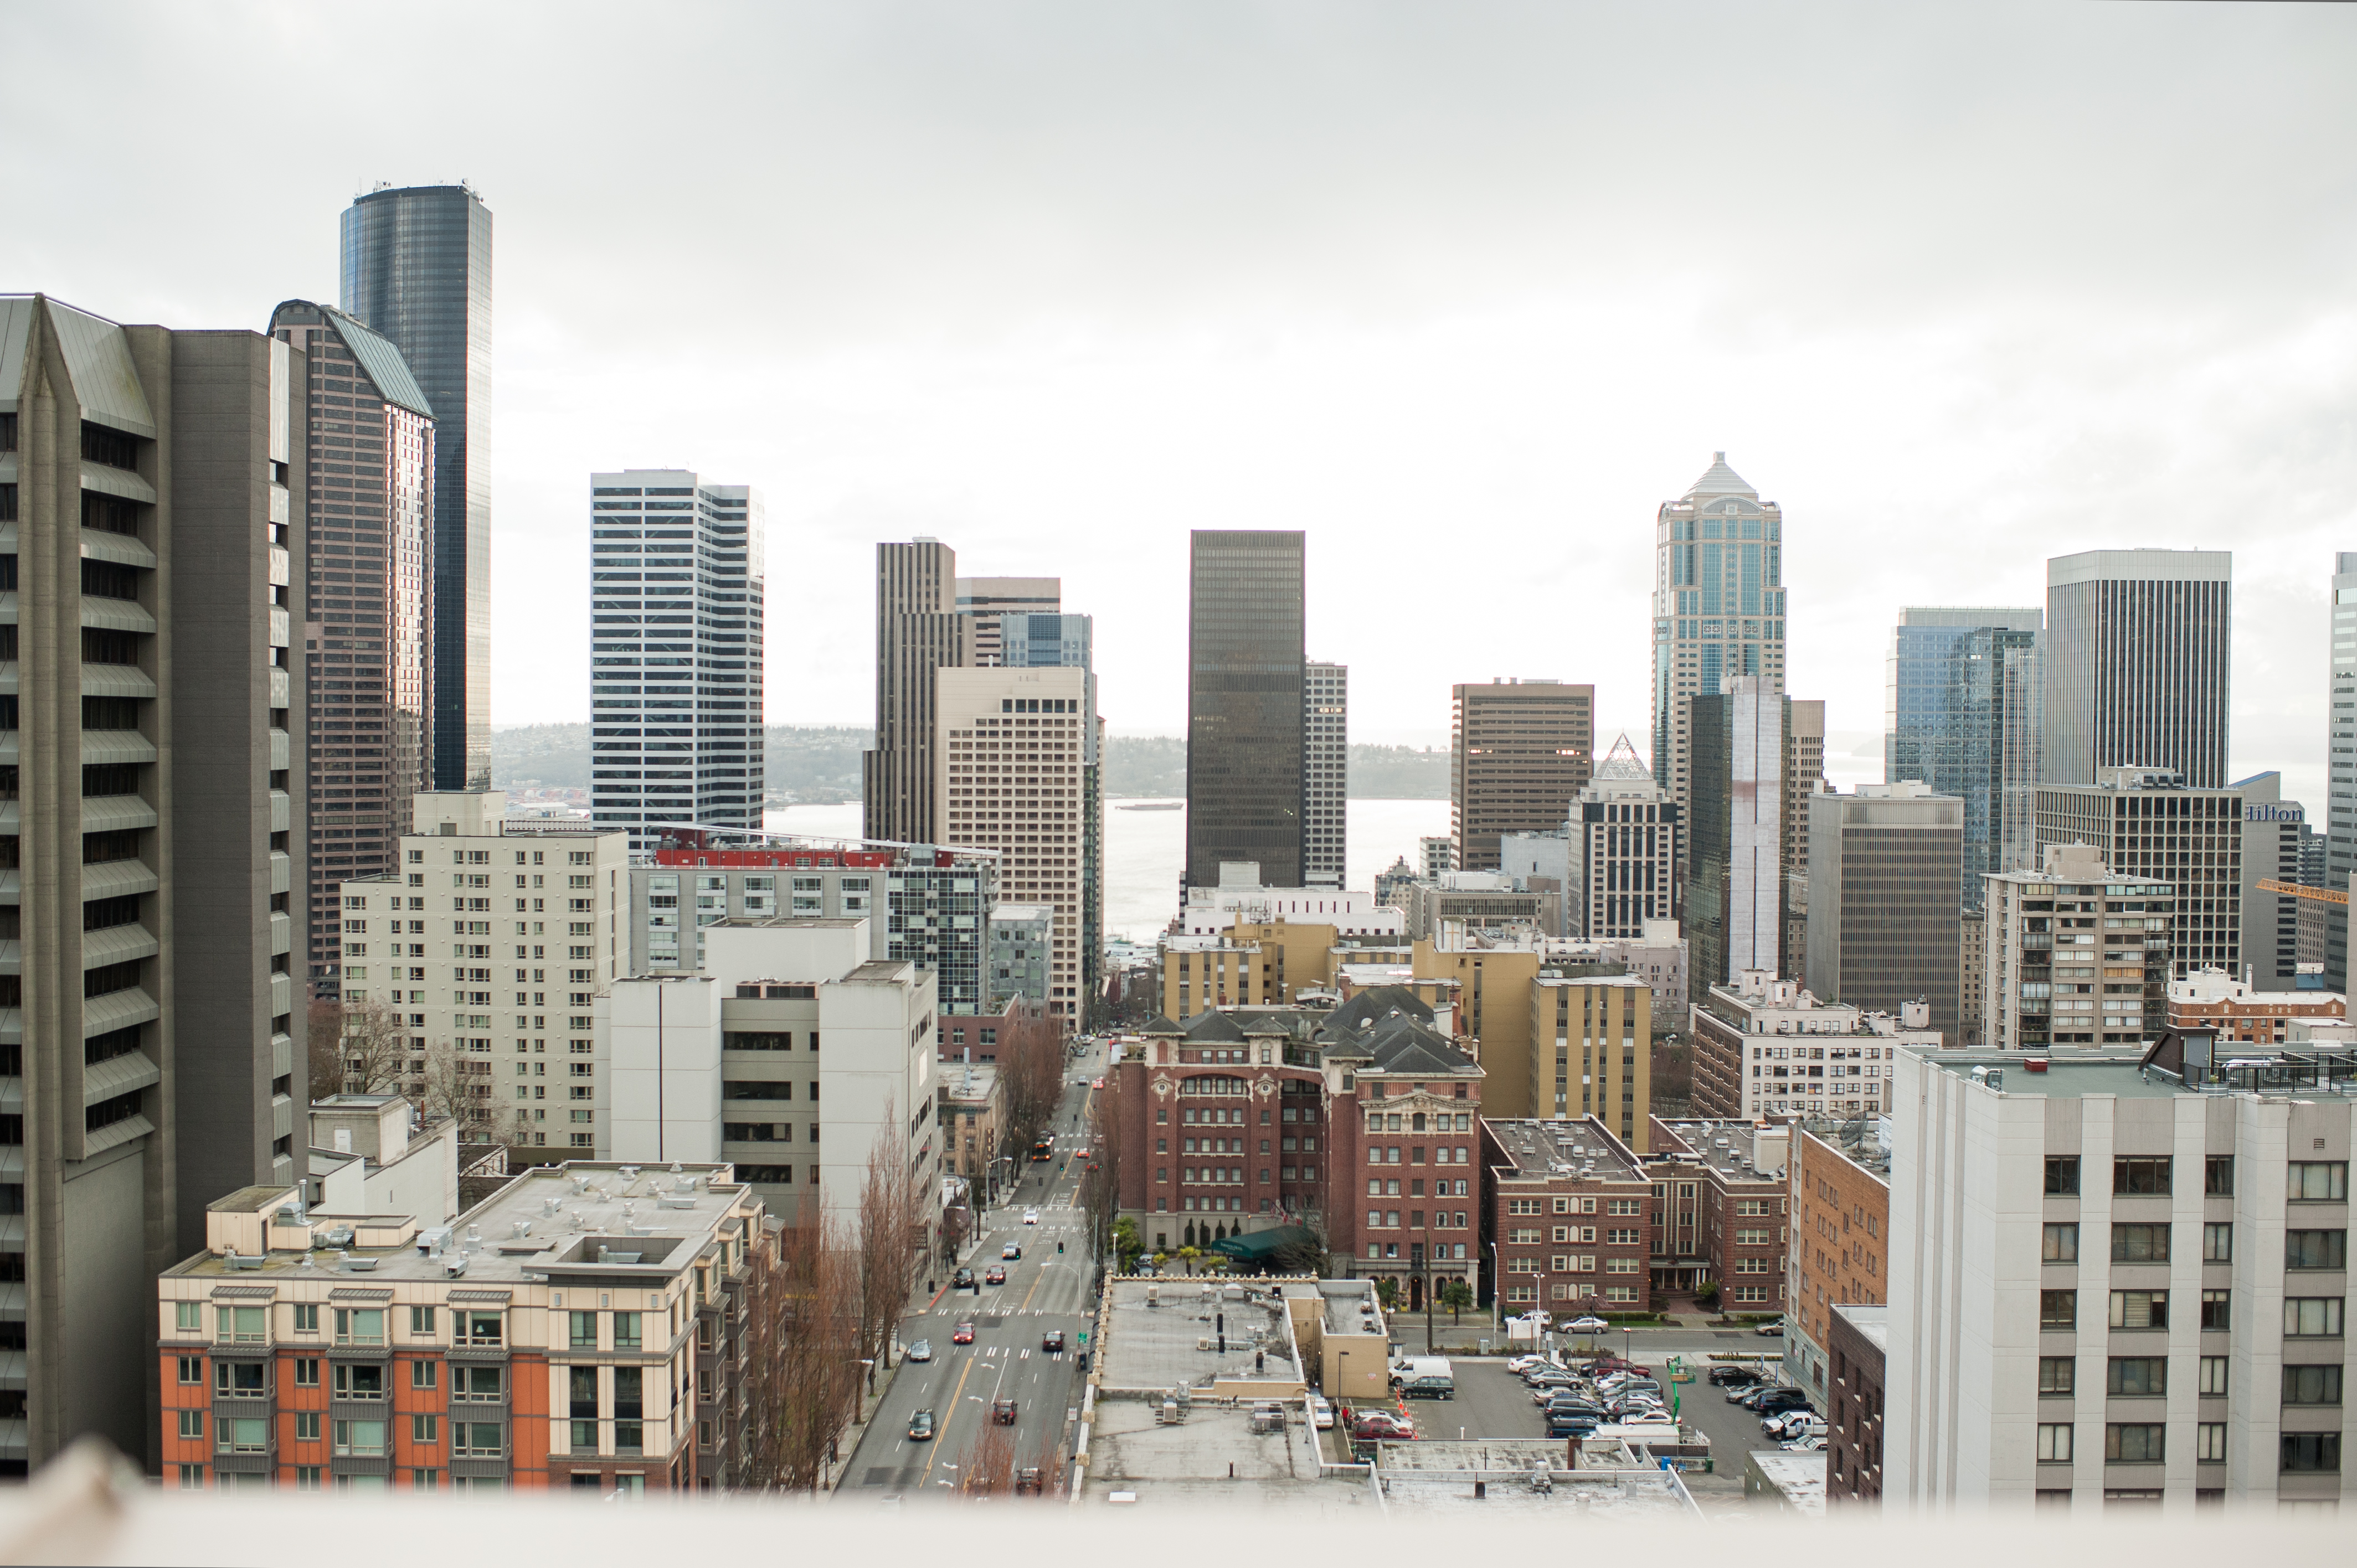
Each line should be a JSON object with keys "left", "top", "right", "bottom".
{"left": 1833, "top": 1302, "right": 1890, "bottom": 1353}
{"left": 1656, "top": 1121, "right": 1787, "bottom": 1182}
{"left": 1081, "top": 1400, "right": 1362, "bottom": 1511}
{"left": 1378, "top": 1440, "right": 1701, "bottom": 1518}
{"left": 169, "top": 1163, "right": 748, "bottom": 1286}
{"left": 1926, "top": 1050, "right": 2183, "bottom": 1100}
{"left": 1098, "top": 1277, "right": 1305, "bottom": 1393}
{"left": 1487, "top": 1119, "right": 1646, "bottom": 1182}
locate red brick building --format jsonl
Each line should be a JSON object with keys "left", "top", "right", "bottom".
{"left": 1110, "top": 988, "right": 1482, "bottom": 1307}
{"left": 1481, "top": 1118, "right": 1659, "bottom": 1316}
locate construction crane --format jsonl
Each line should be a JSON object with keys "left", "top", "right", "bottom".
{"left": 2259, "top": 879, "right": 2348, "bottom": 907}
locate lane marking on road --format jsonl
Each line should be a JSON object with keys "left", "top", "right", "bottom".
{"left": 918, "top": 1352, "right": 981, "bottom": 1492}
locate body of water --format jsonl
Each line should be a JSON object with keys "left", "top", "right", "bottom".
{"left": 764, "top": 798, "right": 1452, "bottom": 942}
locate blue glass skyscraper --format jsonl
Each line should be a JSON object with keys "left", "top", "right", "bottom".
{"left": 1885, "top": 608, "right": 2042, "bottom": 910}
{"left": 341, "top": 182, "right": 493, "bottom": 791}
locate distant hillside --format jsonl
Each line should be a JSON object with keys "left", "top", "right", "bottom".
{"left": 493, "top": 726, "right": 1452, "bottom": 802}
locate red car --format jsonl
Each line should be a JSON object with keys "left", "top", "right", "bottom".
{"left": 1351, "top": 1411, "right": 1416, "bottom": 1441}
{"left": 951, "top": 1322, "right": 975, "bottom": 1345}
{"left": 985, "top": 1265, "right": 1007, "bottom": 1285}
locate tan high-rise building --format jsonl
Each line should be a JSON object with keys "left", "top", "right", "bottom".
{"left": 937, "top": 665, "right": 1094, "bottom": 1030}
{"left": 1451, "top": 679, "right": 1593, "bottom": 871}
{"left": 1529, "top": 972, "right": 1654, "bottom": 1151}
{"left": 1651, "top": 453, "right": 1789, "bottom": 860}
{"left": 1412, "top": 937, "right": 1541, "bottom": 1118}
{"left": 955, "top": 574, "right": 1058, "bottom": 666}
{"left": 863, "top": 539, "right": 964, "bottom": 846}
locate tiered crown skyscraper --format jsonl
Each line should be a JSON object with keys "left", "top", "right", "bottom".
{"left": 1650, "top": 453, "right": 1788, "bottom": 848}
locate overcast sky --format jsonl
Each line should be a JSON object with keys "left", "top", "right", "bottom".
{"left": 8, "top": 2, "right": 2354, "bottom": 797}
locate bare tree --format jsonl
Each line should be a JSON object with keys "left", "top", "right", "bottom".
{"left": 1079, "top": 1069, "right": 1125, "bottom": 1270}
{"left": 1022, "top": 1430, "right": 1064, "bottom": 1499}
{"left": 315, "top": 998, "right": 410, "bottom": 1097}
{"left": 854, "top": 1101, "right": 924, "bottom": 1392}
{"left": 996, "top": 1020, "right": 1064, "bottom": 1170}
{"left": 961, "top": 1414, "right": 1017, "bottom": 1497}
{"left": 742, "top": 1212, "right": 864, "bottom": 1492}
{"left": 410, "top": 1035, "right": 524, "bottom": 1145}
{"left": 306, "top": 997, "right": 346, "bottom": 1097}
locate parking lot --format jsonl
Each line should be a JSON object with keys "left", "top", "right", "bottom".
{"left": 1391, "top": 1342, "right": 1810, "bottom": 1512}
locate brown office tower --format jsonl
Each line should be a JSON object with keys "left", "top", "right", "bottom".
{"left": 1185, "top": 530, "right": 1305, "bottom": 889}
{"left": 1, "top": 295, "right": 305, "bottom": 1469}
{"left": 863, "top": 538, "right": 965, "bottom": 846}
{"left": 267, "top": 302, "right": 433, "bottom": 993}
{"left": 1451, "top": 679, "right": 1593, "bottom": 871}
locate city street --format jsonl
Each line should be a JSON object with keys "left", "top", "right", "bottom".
{"left": 836, "top": 1041, "right": 1105, "bottom": 1499}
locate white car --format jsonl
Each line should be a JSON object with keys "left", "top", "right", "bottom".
{"left": 1780, "top": 1433, "right": 1827, "bottom": 1453}
{"left": 1023, "top": 1208, "right": 1040, "bottom": 1225}
{"left": 1308, "top": 1395, "right": 1335, "bottom": 1430}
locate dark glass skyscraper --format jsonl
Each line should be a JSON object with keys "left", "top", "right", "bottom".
{"left": 341, "top": 183, "right": 493, "bottom": 791}
{"left": 1185, "top": 530, "right": 1305, "bottom": 889}
{"left": 1885, "top": 608, "right": 2042, "bottom": 909}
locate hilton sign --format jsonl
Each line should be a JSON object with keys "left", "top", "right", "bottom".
{"left": 2246, "top": 804, "right": 2306, "bottom": 824}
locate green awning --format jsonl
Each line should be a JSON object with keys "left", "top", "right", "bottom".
{"left": 1209, "top": 1224, "right": 1316, "bottom": 1262}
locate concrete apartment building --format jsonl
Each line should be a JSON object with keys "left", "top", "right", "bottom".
{"left": 1419, "top": 835, "right": 1454, "bottom": 880}
{"left": 1530, "top": 972, "right": 1653, "bottom": 1151}
{"left": 157, "top": 1161, "right": 764, "bottom": 1492}
{"left": 305, "top": 1094, "right": 459, "bottom": 1227}
{"left": 2168, "top": 969, "right": 2345, "bottom": 1046}
{"left": 937, "top": 663, "right": 1096, "bottom": 1030}
{"left": 1303, "top": 661, "right": 1347, "bottom": 889}
{"left": 1401, "top": 873, "right": 1562, "bottom": 942}
{"left": 586, "top": 470, "right": 763, "bottom": 848}
{"left": 1785, "top": 1127, "right": 1891, "bottom": 1400}
{"left": 602, "top": 918, "right": 942, "bottom": 1239}
{"left": 624, "top": 837, "right": 997, "bottom": 1015}
{"left": 1887, "top": 1041, "right": 2357, "bottom": 1512}
{"left": 265, "top": 302, "right": 433, "bottom": 994}
{"left": 1804, "top": 782, "right": 1965, "bottom": 1042}
{"left": 1979, "top": 843, "right": 2174, "bottom": 1050}
{"left": 1689, "top": 969, "right": 1937, "bottom": 1121}
{"left": 341, "top": 183, "right": 493, "bottom": 795}
{"left": 1650, "top": 453, "right": 1791, "bottom": 858}
{"left": 2036, "top": 767, "right": 2240, "bottom": 982}
{"left": 1451, "top": 679, "right": 1593, "bottom": 872}
{"left": 2327, "top": 554, "right": 2357, "bottom": 991}
{"left": 1185, "top": 529, "right": 1306, "bottom": 890}
{"left": 333, "top": 791, "right": 627, "bottom": 1160}
{"left": 2, "top": 295, "right": 305, "bottom": 1468}
{"left": 1573, "top": 734, "right": 1680, "bottom": 939}
{"left": 990, "top": 901, "right": 1051, "bottom": 1003}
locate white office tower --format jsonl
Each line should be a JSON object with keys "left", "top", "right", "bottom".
{"left": 601, "top": 918, "right": 941, "bottom": 1235}
{"left": 936, "top": 665, "right": 1095, "bottom": 1031}
{"left": 1304, "top": 661, "right": 1348, "bottom": 888}
{"left": 588, "top": 470, "right": 764, "bottom": 847}
{"left": 1726, "top": 677, "right": 1784, "bottom": 976}
{"left": 334, "top": 792, "right": 629, "bottom": 1159}
{"left": 1419, "top": 836, "right": 1455, "bottom": 881}
{"left": 1651, "top": 453, "right": 1789, "bottom": 835}
{"left": 2327, "top": 554, "right": 2357, "bottom": 991}
{"left": 1575, "top": 734, "right": 1680, "bottom": 938}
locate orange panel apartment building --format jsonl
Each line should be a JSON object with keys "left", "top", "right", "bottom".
{"left": 1782, "top": 1127, "right": 1889, "bottom": 1400}
{"left": 158, "top": 1163, "right": 762, "bottom": 1492}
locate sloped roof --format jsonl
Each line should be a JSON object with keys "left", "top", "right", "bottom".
{"left": 1593, "top": 733, "right": 1651, "bottom": 781}
{"left": 1136, "top": 1014, "right": 1185, "bottom": 1037}
{"left": 1361, "top": 1014, "right": 1481, "bottom": 1077}
{"left": 1322, "top": 986, "right": 1435, "bottom": 1038}
{"left": 1181, "top": 1011, "right": 1249, "bottom": 1043}
{"left": 266, "top": 300, "right": 435, "bottom": 421}
{"left": 1683, "top": 451, "right": 1756, "bottom": 500}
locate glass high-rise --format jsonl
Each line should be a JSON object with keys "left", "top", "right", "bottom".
{"left": 1884, "top": 608, "right": 2042, "bottom": 909}
{"left": 589, "top": 470, "right": 764, "bottom": 847}
{"left": 2043, "top": 549, "right": 2231, "bottom": 788}
{"left": 341, "top": 183, "right": 493, "bottom": 791}
{"left": 1184, "top": 530, "right": 1305, "bottom": 889}
{"left": 268, "top": 300, "right": 435, "bottom": 990}
{"left": 1652, "top": 453, "right": 1788, "bottom": 847}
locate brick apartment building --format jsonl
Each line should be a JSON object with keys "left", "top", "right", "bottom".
{"left": 1478, "top": 1115, "right": 1791, "bottom": 1315}
{"left": 158, "top": 1163, "right": 762, "bottom": 1491}
{"left": 2166, "top": 967, "right": 2345, "bottom": 1045}
{"left": 1827, "top": 1303, "right": 1887, "bottom": 1504}
{"left": 1111, "top": 988, "right": 1483, "bottom": 1307}
{"left": 1784, "top": 1127, "right": 1890, "bottom": 1395}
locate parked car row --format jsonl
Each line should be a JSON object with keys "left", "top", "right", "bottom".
{"left": 1511, "top": 1358, "right": 1674, "bottom": 1436}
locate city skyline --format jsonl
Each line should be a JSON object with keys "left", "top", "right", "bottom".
{"left": 3, "top": 7, "right": 2350, "bottom": 814}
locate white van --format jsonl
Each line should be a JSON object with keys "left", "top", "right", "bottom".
{"left": 1390, "top": 1356, "right": 1456, "bottom": 1400}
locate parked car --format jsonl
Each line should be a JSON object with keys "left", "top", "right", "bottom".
{"left": 993, "top": 1399, "right": 1018, "bottom": 1425}
{"left": 908, "top": 1410, "right": 936, "bottom": 1441}
{"left": 1308, "top": 1395, "right": 1335, "bottom": 1431}
{"left": 1752, "top": 1395, "right": 1814, "bottom": 1421}
{"left": 1781, "top": 1434, "right": 1828, "bottom": 1453}
{"left": 1765, "top": 1412, "right": 1825, "bottom": 1441}
{"left": 1525, "top": 1369, "right": 1578, "bottom": 1390}
{"left": 1754, "top": 1318, "right": 1785, "bottom": 1337}
{"left": 1043, "top": 1329, "right": 1066, "bottom": 1354}
{"left": 952, "top": 1322, "right": 976, "bottom": 1345}
{"left": 1708, "top": 1365, "right": 1764, "bottom": 1387}
{"left": 1566, "top": 1316, "right": 1611, "bottom": 1333}
{"left": 1545, "top": 1411, "right": 1600, "bottom": 1437}
{"left": 1506, "top": 1355, "right": 1555, "bottom": 1375}
{"left": 905, "top": 1340, "right": 933, "bottom": 1363}
{"left": 1351, "top": 1411, "right": 1416, "bottom": 1441}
